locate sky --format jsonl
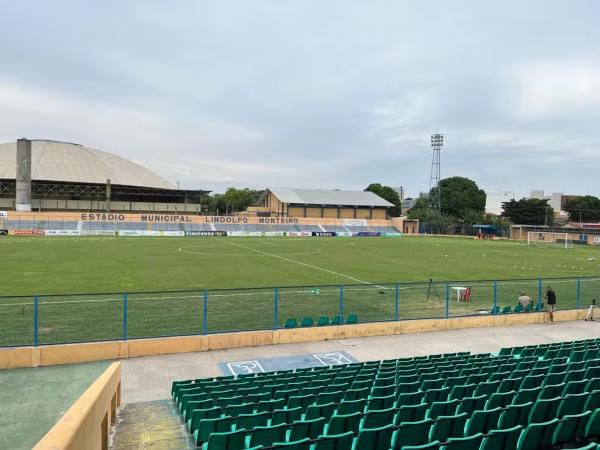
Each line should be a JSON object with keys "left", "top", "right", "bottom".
{"left": 0, "top": 1, "right": 599, "bottom": 197}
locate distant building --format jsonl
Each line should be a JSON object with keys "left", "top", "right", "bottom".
{"left": 392, "top": 186, "right": 404, "bottom": 201}
{"left": 254, "top": 187, "right": 394, "bottom": 219}
{"left": 527, "top": 191, "right": 578, "bottom": 218}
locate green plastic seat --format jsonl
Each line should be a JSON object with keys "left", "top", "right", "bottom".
{"left": 448, "top": 384, "right": 476, "bottom": 400}
{"left": 188, "top": 406, "right": 222, "bottom": 432}
{"left": 337, "top": 399, "right": 367, "bottom": 415}
{"left": 331, "top": 315, "right": 343, "bottom": 325}
{"left": 428, "top": 412, "right": 468, "bottom": 442}
{"left": 346, "top": 314, "right": 358, "bottom": 324}
{"left": 423, "top": 387, "right": 450, "bottom": 404}
{"left": 490, "top": 306, "right": 500, "bottom": 314}
{"left": 271, "top": 407, "right": 303, "bottom": 425}
{"left": 248, "top": 423, "right": 288, "bottom": 448}
{"left": 513, "top": 304, "right": 523, "bottom": 313}
{"left": 306, "top": 402, "right": 337, "bottom": 421}
{"left": 313, "top": 431, "right": 354, "bottom": 450}
{"left": 516, "top": 418, "right": 559, "bottom": 450}
{"left": 557, "top": 392, "right": 587, "bottom": 417}
{"left": 512, "top": 387, "right": 541, "bottom": 405}
{"left": 498, "top": 402, "right": 533, "bottom": 429}
{"left": 502, "top": 306, "right": 512, "bottom": 314}
{"left": 535, "top": 302, "right": 544, "bottom": 311}
{"left": 456, "top": 395, "right": 487, "bottom": 415}
{"left": 439, "top": 432, "right": 484, "bottom": 450}
{"left": 552, "top": 410, "right": 592, "bottom": 446}
{"left": 584, "top": 390, "right": 600, "bottom": 412}
{"left": 585, "top": 409, "right": 600, "bottom": 439}
{"left": 480, "top": 425, "right": 523, "bottom": 450}
{"left": 464, "top": 407, "right": 502, "bottom": 435}
{"left": 362, "top": 406, "right": 397, "bottom": 429}
{"left": 317, "top": 316, "right": 330, "bottom": 326}
{"left": 344, "top": 387, "right": 370, "bottom": 401}
{"left": 485, "top": 390, "right": 516, "bottom": 409}
{"left": 272, "top": 437, "right": 311, "bottom": 449}
{"left": 201, "top": 428, "right": 247, "bottom": 450}
{"left": 398, "top": 442, "right": 441, "bottom": 450}
{"left": 326, "top": 412, "right": 362, "bottom": 436}
{"left": 284, "top": 318, "right": 297, "bottom": 328}
{"left": 318, "top": 391, "right": 344, "bottom": 404}
{"left": 256, "top": 398, "right": 286, "bottom": 413}
{"left": 225, "top": 402, "right": 254, "bottom": 416}
{"left": 525, "top": 303, "right": 533, "bottom": 312}
{"left": 392, "top": 418, "right": 434, "bottom": 448}
{"left": 396, "top": 404, "right": 428, "bottom": 423}
{"left": 426, "top": 399, "right": 459, "bottom": 419}
{"left": 289, "top": 417, "right": 327, "bottom": 441}
{"left": 539, "top": 383, "right": 564, "bottom": 400}
{"left": 194, "top": 416, "right": 234, "bottom": 445}
{"left": 354, "top": 424, "right": 394, "bottom": 450}
{"left": 368, "top": 394, "right": 396, "bottom": 411}
{"left": 301, "top": 317, "right": 314, "bottom": 327}
{"left": 528, "top": 397, "right": 560, "bottom": 423}
{"left": 236, "top": 412, "right": 270, "bottom": 430}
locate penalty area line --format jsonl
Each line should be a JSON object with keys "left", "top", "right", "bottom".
{"left": 220, "top": 239, "right": 377, "bottom": 286}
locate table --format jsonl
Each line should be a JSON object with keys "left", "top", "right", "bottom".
{"left": 452, "top": 286, "right": 468, "bottom": 302}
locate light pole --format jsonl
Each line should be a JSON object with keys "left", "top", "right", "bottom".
{"left": 429, "top": 133, "right": 444, "bottom": 213}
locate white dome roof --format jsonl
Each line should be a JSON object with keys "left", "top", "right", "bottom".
{"left": 0, "top": 140, "right": 174, "bottom": 189}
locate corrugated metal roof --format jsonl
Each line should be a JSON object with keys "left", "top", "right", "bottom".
{"left": 267, "top": 187, "right": 394, "bottom": 207}
{"left": 0, "top": 140, "right": 174, "bottom": 189}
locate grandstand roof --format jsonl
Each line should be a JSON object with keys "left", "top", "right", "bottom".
{"left": 264, "top": 187, "right": 395, "bottom": 207}
{"left": 0, "top": 140, "right": 174, "bottom": 189}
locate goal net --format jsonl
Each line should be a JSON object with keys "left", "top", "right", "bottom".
{"left": 527, "top": 231, "right": 574, "bottom": 248}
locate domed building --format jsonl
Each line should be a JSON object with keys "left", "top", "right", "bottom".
{"left": 0, "top": 139, "right": 207, "bottom": 212}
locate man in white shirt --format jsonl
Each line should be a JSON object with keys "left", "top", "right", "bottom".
{"left": 518, "top": 292, "right": 532, "bottom": 308}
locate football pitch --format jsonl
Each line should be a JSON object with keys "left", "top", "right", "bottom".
{"left": 1, "top": 236, "right": 599, "bottom": 346}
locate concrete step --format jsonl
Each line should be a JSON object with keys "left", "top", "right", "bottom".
{"left": 110, "top": 399, "right": 197, "bottom": 450}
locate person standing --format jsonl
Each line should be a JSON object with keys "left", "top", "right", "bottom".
{"left": 545, "top": 286, "right": 557, "bottom": 323}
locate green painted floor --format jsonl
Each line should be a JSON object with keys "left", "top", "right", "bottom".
{"left": 0, "top": 360, "right": 112, "bottom": 450}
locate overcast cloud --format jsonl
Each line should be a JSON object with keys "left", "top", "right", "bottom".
{"left": 0, "top": 1, "right": 599, "bottom": 197}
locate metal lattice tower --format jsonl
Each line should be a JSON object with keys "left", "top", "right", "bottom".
{"left": 429, "top": 133, "right": 444, "bottom": 212}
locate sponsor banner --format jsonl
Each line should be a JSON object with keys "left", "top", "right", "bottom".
{"left": 8, "top": 229, "right": 45, "bottom": 236}
{"left": 81, "top": 230, "right": 116, "bottom": 236}
{"left": 264, "top": 231, "right": 285, "bottom": 237}
{"left": 185, "top": 231, "right": 227, "bottom": 237}
{"left": 384, "top": 232, "right": 403, "bottom": 237}
{"left": 312, "top": 231, "right": 337, "bottom": 237}
{"left": 0, "top": 211, "right": 7, "bottom": 219}
{"left": 118, "top": 230, "right": 184, "bottom": 237}
{"left": 0, "top": 229, "right": 7, "bottom": 236}
{"left": 228, "top": 231, "right": 249, "bottom": 237}
{"left": 248, "top": 231, "right": 263, "bottom": 237}
{"left": 287, "top": 231, "right": 312, "bottom": 237}
{"left": 336, "top": 232, "right": 353, "bottom": 237}
{"left": 45, "top": 230, "right": 81, "bottom": 236}
{"left": 343, "top": 219, "right": 368, "bottom": 227}
{"left": 352, "top": 231, "right": 381, "bottom": 237}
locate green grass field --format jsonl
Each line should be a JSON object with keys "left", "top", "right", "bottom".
{"left": 1, "top": 236, "right": 600, "bottom": 346}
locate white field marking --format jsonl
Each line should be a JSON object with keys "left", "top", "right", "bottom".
{"left": 0, "top": 285, "right": 395, "bottom": 307}
{"left": 220, "top": 239, "right": 375, "bottom": 285}
{"left": 177, "top": 245, "right": 322, "bottom": 257}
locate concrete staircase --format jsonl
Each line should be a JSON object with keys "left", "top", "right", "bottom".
{"left": 110, "top": 400, "right": 197, "bottom": 450}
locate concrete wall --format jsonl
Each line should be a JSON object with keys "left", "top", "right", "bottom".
{"left": 34, "top": 362, "right": 121, "bottom": 450}
{"left": 0, "top": 310, "right": 587, "bottom": 370}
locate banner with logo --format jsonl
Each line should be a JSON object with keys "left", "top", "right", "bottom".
{"left": 353, "top": 231, "right": 381, "bottom": 237}
{"left": 228, "top": 231, "right": 249, "bottom": 237}
{"left": 264, "top": 231, "right": 285, "bottom": 237}
{"left": 0, "top": 211, "right": 7, "bottom": 219}
{"left": 0, "top": 229, "right": 7, "bottom": 236}
{"left": 336, "top": 232, "right": 353, "bottom": 237}
{"left": 287, "top": 231, "right": 312, "bottom": 237}
{"left": 8, "top": 230, "right": 45, "bottom": 236}
{"left": 81, "top": 230, "right": 116, "bottom": 236}
{"left": 384, "top": 232, "right": 403, "bottom": 237}
{"left": 45, "top": 230, "right": 82, "bottom": 236}
{"left": 312, "top": 231, "right": 337, "bottom": 237}
{"left": 185, "top": 231, "right": 227, "bottom": 237}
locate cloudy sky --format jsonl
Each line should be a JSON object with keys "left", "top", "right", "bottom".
{"left": 0, "top": 1, "right": 599, "bottom": 197}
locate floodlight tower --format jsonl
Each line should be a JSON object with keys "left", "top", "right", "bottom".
{"left": 429, "top": 133, "right": 444, "bottom": 212}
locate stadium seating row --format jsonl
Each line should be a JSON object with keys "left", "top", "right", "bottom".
{"left": 172, "top": 339, "right": 600, "bottom": 449}
{"left": 283, "top": 315, "right": 359, "bottom": 328}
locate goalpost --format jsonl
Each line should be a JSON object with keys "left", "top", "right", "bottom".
{"left": 527, "top": 231, "right": 574, "bottom": 249}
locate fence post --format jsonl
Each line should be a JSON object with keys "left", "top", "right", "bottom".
{"left": 339, "top": 286, "right": 345, "bottom": 323}
{"left": 203, "top": 290, "right": 208, "bottom": 335}
{"left": 122, "top": 293, "right": 128, "bottom": 341}
{"left": 537, "top": 278, "right": 543, "bottom": 308}
{"left": 273, "top": 288, "right": 279, "bottom": 330}
{"left": 576, "top": 278, "right": 581, "bottom": 309}
{"left": 34, "top": 295, "right": 39, "bottom": 347}
{"left": 445, "top": 283, "right": 449, "bottom": 318}
{"left": 493, "top": 281, "right": 498, "bottom": 315}
{"left": 394, "top": 284, "right": 399, "bottom": 321}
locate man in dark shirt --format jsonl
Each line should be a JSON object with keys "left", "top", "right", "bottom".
{"left": 545, "top": 286, "right": 557, "bottom": 323}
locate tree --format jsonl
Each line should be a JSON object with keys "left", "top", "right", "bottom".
{"left": 365, "top": 183, "right": 402, "bottom": 216}
{"left": 501, "top": 198, "right": 554, "bottom": 225}
{"left": 563, "top": 196, "right": 600, "bottom": 222}
{"left": 407, "top": 197, "right": 431, "bottom": 220}
{"left": 431, "top": 177, "right": 486, "bottom": 221}
{"left": 204, "top": 187, "right": 263, "bottom": 215}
